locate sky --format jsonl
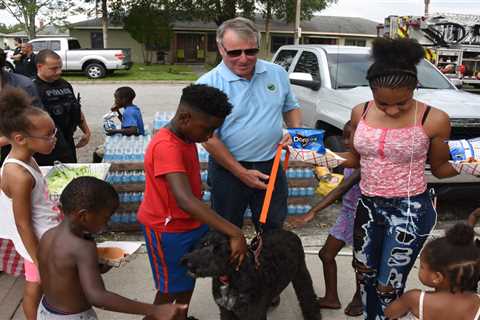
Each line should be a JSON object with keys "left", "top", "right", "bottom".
{"left": 1, "top": 0, "right": 480, "bottom": 27}
{"left": 318, "top": 0, "right": 480, "bottom": 22}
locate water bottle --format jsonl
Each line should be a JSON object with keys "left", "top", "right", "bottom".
{"left": 296, "top": 168, "right": 304, "bottom": 179}
{"left": 291, "top": 188, "right": 299, "bottom": 197}
{"left": 121, "top": 213, "right": 130, "bottom": 224}
{"left": 304, "top": 205, "right": 312, "bottom": 213}
{"left": 129, "top": 212, "right": 137, "bottom": 224}
{"left": 288, "top": 205, "right": 295, "bottom": 215}
{"left": 307, "top": 187, "right": 315, "bottom": 196}
{"left": 121, "top": 171, "right": 130, "bottom": 184}
{"left": 299, "top": 187, "right": 307, "bottom": 197}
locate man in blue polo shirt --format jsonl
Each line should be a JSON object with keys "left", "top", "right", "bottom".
{"left": 197, "top": 17, "right": 302, "bottom": 233}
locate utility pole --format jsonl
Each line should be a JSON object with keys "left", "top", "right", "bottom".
{"left": 424, "top": 0, "right": 430, "bottom": 17}
{"left": 294, "top": 0, "right": 301, "bottom": 45}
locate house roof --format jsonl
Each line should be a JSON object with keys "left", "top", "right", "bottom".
{"left": 70, "top": 15, "right": 378, "bottom": 37}
{"left": 5, "top": 25, "right": 69, "bottom": 37}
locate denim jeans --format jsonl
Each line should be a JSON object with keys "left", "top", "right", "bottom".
{"left": 353, "top": 190, "right": 437, "bottom": 320}
{"left": 207, "top": 157, "right": 288, "bottom": 231}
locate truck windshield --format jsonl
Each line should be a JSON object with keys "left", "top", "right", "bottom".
{"left": 326, "top": 53, "right": 454, "bottom": 90}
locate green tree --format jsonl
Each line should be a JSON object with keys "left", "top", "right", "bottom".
{"left": 258, "top": 0, "right": 337, "bottom": 53}
{"left": 0, "top": 0, "right": 78, "bottom": 39}
{"left": 0, "top": 23, "right": 24, "bottom": 34}
{"left": 124, "top": 1, "right": 172, "bottom": 64}
{"left": 174, "top": 0, "right": 255, "bottom": 26}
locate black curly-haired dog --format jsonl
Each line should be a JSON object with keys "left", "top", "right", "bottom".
{"left": 181, "top": 229, "right": 321, "bottom": 320}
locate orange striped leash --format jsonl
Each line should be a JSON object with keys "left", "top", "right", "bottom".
{"left": 251, "top": 145, "right": 290, "bottom": 268}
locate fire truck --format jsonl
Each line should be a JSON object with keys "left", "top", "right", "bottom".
{"left": 382, "top": 14, "right": 480, "bottom": 86}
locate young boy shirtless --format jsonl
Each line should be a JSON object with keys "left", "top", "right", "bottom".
{"left": 37, "top": 176, "right": 186, "bottom": 320}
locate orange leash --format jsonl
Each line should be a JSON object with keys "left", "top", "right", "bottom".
{"left": 259, "top": 146, "right": 290, "bottom": 224}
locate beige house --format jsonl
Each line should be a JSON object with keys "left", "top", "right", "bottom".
{"left": 69, "top": 15, "right": 379, "bottom": 64}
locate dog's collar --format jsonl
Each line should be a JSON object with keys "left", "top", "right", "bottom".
{"left": 219, "top": 275, "right": 229, "bottom": 285}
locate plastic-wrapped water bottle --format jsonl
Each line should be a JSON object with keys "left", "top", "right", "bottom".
{"left": 299, "top": 187, "right": 307, "bottom": 197}
{"left": 291, "top": 188, "right": 299, "bottom": 197}
{"left": 129, "top": 212, "right": 137, "bottom": 224}
{"left": 304, "top": 205, "right": 312, "bottom": 213}
{"left": 307, "top": 187, "right": 315, "bottom": 196}
{"left": 296, "top": 168, "right": 304, "bottom": 179}
{"left": 288, "top": 205, "right": 295, "bottom": 215}
{"left": 121, "top": 171, "right": 130, "bottom": 184}
{"left": 121, "top": 214, "right": 130, "bottom": 224}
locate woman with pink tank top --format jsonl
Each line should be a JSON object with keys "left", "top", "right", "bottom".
{"left": 340, "top": 38, "right": 459, "bottom": 319}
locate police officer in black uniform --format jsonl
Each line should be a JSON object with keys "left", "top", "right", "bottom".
{"left": 33, "top": 49, "right": 91, "bottom": 166}
{"left": 16, "top": 43, "right": 37, "bottom": 79}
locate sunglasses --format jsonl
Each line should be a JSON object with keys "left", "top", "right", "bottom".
{"left": 221, "top": 43, "right": 259, "bottom": 58}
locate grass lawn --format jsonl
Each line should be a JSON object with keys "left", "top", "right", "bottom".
{"left": 63, "top": 64, "right": 199, "bottom": 81}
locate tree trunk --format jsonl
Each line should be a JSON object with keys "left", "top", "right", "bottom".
{"left": 101, "top": 0, "right": 108, "bottom": 48}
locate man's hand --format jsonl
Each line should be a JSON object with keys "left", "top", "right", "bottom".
{"left": 76, "top": 133, "right": 90, "bottom": 148}
{"left": 279, "top": 131, "right": 292, "bottom": 147}
{"left": 237, "top": 169, "right": 269, "bottom": 189}
{"left": 147, "top": 304, "right": 188, "bottom": 320}
{"left": 229, "top": 233, "right": 247, "bottom": 270}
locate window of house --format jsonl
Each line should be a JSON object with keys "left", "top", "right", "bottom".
{"left": 345, "top": 38, "right": 367, "bottom": 47}
{"left": 306, "top": 37, "right": 338, "bottom": 45}
{"left": 273, "top": 49, "right": 298, "bottom": 72}
{"left": 271, "top": 35, "right": 294, "bottom": 53}
{"left": 207, "top": 33, "right": 217, "bottom": 52}
{"left": 91, "top": 32, "right": 104, "bottom": 49}
{"left": 293, "top": 51, "right": 320, "bottom": 81}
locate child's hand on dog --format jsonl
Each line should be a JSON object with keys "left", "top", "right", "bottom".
{"left": 229, "top": 233, "right": 248, "bottom": 270}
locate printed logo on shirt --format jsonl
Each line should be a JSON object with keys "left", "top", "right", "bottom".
{"left": 267, "top": 83, "right": 277, "bottom": 92}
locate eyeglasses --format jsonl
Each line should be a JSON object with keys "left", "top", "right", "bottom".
{"left": 220, "top": 43, "right": 259, "bottom": 58}
{"left": 25, "top": 128, "right": 57, "bottom": 141}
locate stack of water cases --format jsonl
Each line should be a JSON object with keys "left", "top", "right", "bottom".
{"left": 106, "top": 139, "right": 317, "bottom": 231}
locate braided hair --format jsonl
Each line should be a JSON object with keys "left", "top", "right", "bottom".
{"left": 422, "top": 223, "right": 480, "bottom": 293}
{"left": 367, "top": 38, "right": 425, "bottom": 90}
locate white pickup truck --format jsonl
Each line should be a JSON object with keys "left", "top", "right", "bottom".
{"left": 272, "top": 44, "right": 480, "bottom": 200}
{"left": 5, "top": 37, "right": 132, "bottom": 78}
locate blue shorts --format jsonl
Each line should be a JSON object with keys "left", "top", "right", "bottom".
{"left": 142, "top": 224, "right": 209, "bottom": 293}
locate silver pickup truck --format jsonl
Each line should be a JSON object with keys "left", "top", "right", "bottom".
{"left": 272, "top": 44, "right": 480, "bottom": 201}
{"left": 5, "top": 37, "right": 132, "bottom": 78}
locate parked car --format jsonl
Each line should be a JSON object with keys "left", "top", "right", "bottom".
{"left": 272, "top": 44, "right": 480, "bottom": 199}
{"left": 5, "top": 37, "right": 132, "bottom": 78}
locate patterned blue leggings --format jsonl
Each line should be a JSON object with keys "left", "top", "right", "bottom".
{"left": 353, "top": 191, "right": 436, "bottom": 320}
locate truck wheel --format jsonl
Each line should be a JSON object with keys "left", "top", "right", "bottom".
{"left": 325, "top": 135, "right": 346, "bottom": 152}
{"left": 84, "top": 63, "right": 106, "bottom": 79}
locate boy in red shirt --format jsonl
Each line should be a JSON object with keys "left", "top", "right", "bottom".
{"left": 137, "top": 84, "right": 247, "bottom": 314}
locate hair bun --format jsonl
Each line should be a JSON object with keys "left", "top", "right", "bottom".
{"left": 446, "top": 223, "right": 474, "bottom": 246}
{"left": 372, "top": 38, "right": 424, "bottom": 67}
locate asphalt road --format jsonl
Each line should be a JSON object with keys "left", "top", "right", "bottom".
{"left": 71, "top": 82, "right": 189, "bottom": 163}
